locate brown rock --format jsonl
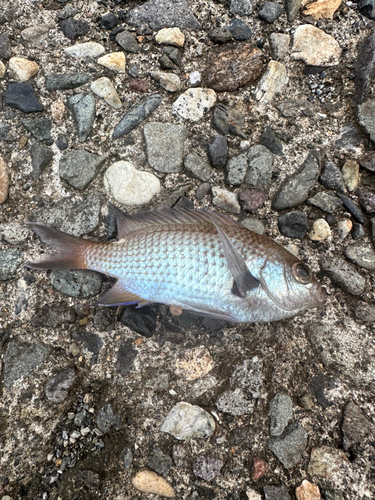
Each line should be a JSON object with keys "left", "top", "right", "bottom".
{"left": 203, "top": 43, "right": 264, "bottom": 92}
{"left": 303, "top": 0, "right": 341, "bottom": 20}
{"left": 0, "top": 157, "right": 9, "bottom": 204}
{"left": 251, "top": 457, "right": 268, "bottom": 481}
{"left": 296, "top": 479, "right": 321, "bottom": 500}
{"left": 129, "top": 79, "right": 149, "bottom": 93}
{"left": 238, "top": 189, "right": 267, "bottom": 213}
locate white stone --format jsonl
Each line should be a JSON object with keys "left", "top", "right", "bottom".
{"left": 97, "top": 52, "right": 126, "bottom": 72}
{"left": 155, "top": 27, "right": 185, "bottom": 47}
{"left": 64, "top": 42, "right": 105, "bottom": 59}
{"left": 150, "top": 71, "right": 181, "bottom": 92}
{"left": 255, "top": 60, "right": 288, "bottom": 104}
{"left": 91, "top": 77, "right": 122, "bottom": 109}
{"left": 160, "top": 402, "right": 215, "bottom": 440}
{"left": 0, "top": 61, "right": 5, "bottom": 78}
{"left": 9, "top": 57, "right": 39, "bottom": 82}
{"left": 104, "top": 161, "right": 160, "bottom": 206}
{"left": 172, "top": 88, "right": 216, "bottom": 122}
{"left": 342, "top": 160, "right": 359, "bottom": 192}
{"left": 189, "top": 71, "right": 201, "bottom": 85}
{"left": 291, "top": 25, "right": 342, "bottom": 66}
{"left": 270, "top": 33, "right": 290, "bottom": 60}
{"left": 212, "top": 187, "right": 241, "bottom": 214}
{"left": 132, "top": 470, "right": 175, "bottom": 497}
{"left": 246, "top": 488, "right": 262, "bottom": 500}
{"left": 309, "top": 219, "right": 331, "bottom": 241}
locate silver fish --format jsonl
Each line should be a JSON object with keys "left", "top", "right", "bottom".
{"left": 26, "top": 206, "right": 325, "bottom": 323}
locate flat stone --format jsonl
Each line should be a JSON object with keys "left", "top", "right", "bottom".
{"left": 227, "top": 19, "right": 252, "bottom": 41}
{"left": 67, "top": 94, "right": 96, "bottom": 142}
{"left": 64, "top": 42, "right": 105, "bottom": 58}
{"left": 115, "top": 31, "right": 139, "bottom": 53}
{"left": 260, "top": 127, "right": 283, "bottom": 155}
{"left": 0, "top": 34, "right": 11, "bottom": 59}
{"left": 267, "top": 422, "right": 307, "bottom": 469}
{"left": 98, "top": 52, "right": 125, "bottom": 73}
{"left": 342, "top": 401, "right": 373, "bottom": 448}
{"left": 30, "top": 143, "right": 54, "bottom": 178}
{"left": 59, "top": 150, "right": 105, "bottom": 190}
{"left": 50, "top": 270, "right": 102, "bottom": 298}
{"left": 160, "top": 402, "right": 215, "bottom": 440}
{"left": 270, "top": 33, "right": 290, "bottom": 60}
{"left": 286, "top": 0, "right": 302, "bottom": 21}
{"left": 308, "top": 192, "right": 342, "bottom": 213}
{"left": 277, "top": 98, "right": 313, "bottom": 117}
{"left": 241, "top": 217, "right": 266, "bottom": 235}
{"left": 335, "top": 123, "right": 363, "bottom": 149}
{"left": 355, "top": 31, "right": 375, "bottom": 104}
{"left": 291, "top": 25, "right": 342, "bottom": 66}
{"left": 0, "top": 157, "right": 9, "bottom": 204}
{"left": 217, "top": 388, "right": 255, "bottom": 416}
{"left": 0, "top": 249, "right": 22, "bottom": 280}
{"left": 345, "top": 241, "right": 375, "bottom": 270}
{"left": 272, "top": 153, "right": 320, "bottom": 211}
{"left": 173, "top": 88, "right": 216, "bottom": 122}
{"left": 132, "top": 470, "right": 175, "bottom": 498}
{"left": 246, "top": 145, "right": 274, "bottom": 191}
{"left": 230, "top": 0, "right": 253, "bottom": 16}
{"left": 212, "top": 187, "right": 241, "bottom": 214}
{"left": 358, "top": 100, "right": 375, "bottom": 143}
{"left": 295, "top": 480, "right": 321, "bottom": 500}
{"left": 59, "top": 17, "right": 89, "bottom": 40}
{"left": 45, "top": 73, "right": 91, "bottom": 91}
{"left": 255, "top": 60, "right": 288, "bottom": 104}
{"left": 226, "top": 153, "right": 248, "bottom": 186}
{"left": 208, "top": 135, "right": 228, "bottom": 169}
{"left": 308, "top": 446, "right": 348, "bottom": 479}
{"left": 264, "top": 484, "right": 292, "bottom": 500}
{"left": 278, "top": 211, "right": 308, "bottom": 239}
{"left": 208, "top": 28, "right": 233, "bottom": 44}
{"left": 101, "top": 12, "right": 118, "bottom": 30}
{"left": 147, "top": 447, "right": 173, "bottom": 477}
{"left": 184, "top": 153, "right": 212, "bottom": 181}
{"left": 22, "top": 117, "right": 52, "bottom": 141}
{"left": 193, "top": 456, "right": 224, "bottom": 481}
{"left": 270, "top": 394, "right": 293, "bottom": 437}
{"left": 115, "top": 340, "right": 138, "bottom": 375}
{"left": 155, "top": 27, "right": 185, "bottom": 47}
{"left": 21, "top": 24, "right": 52, "bottom": 46}
{"left": 259, "top": 1, "right": 283, "bottom": 23}
{"left": 150, "top": 71, "right": 181, "bottom": 92}
{"left": 213, "top": 104, "right": 246, "bottom": 138}
{"left": 163, "top": 46, "right": 182, "bottom": 66}
{"left": 319, "top": 161, "right": 345, "bottom": 192}
{"left": 174, "top": 346, "right": 214, "bottom": 381}
{"left": 91, "top": 77, "right": 121, "bottom": 109}
{"left": 320, "top": 256, "right": 366, "bottom": 295}
{"left": 303, "top": 0, "right": 341, "bottom": 19}
{"left": 104, "top": 160, "right": 160, "bottom": 206}
{"left": 127, "top": 0, "right": 201, "bottom": 31}
{"left": 203, "top": 43, "right": 264, "bottom": 92}
{"left": 309, "top": 219, "right": 331, "bottom": 241}
{"left": 113, "top": 94, "right": 162, "bottom": 139}
{"left": 5, "top": 82, "right": 43, "bottom": 113}
{"left": 238, "top": 189, "right": 267, "bottom": 213}
{"left": 144, "top": 122, "right": 187, "bottom": 173}
{"left": 96, "top": 403, "right": 122, "bottom": 434}
{"left": 45, "top": 367, "right": 76, "bottom": 403}
{"left": 9, "top": 57, "right": 39, "bottom": 82}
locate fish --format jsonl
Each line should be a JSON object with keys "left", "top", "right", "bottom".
{"left": 26, "top": 206, "right": 326, "bottom": 323}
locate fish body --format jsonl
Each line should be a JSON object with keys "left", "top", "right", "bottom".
{"left": 27, "top": 207, "right": 325, "bottom": 323}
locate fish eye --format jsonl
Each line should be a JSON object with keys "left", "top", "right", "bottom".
{"left": 292, "top": 262, "right": 312, "bottom": 285}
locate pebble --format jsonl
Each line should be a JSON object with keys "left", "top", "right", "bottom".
{"left": 173, "top": 88, "right": 216, "bottom": 122}
{"left": 96, "top": 403, "right": 122, "bottom": 434}
{"left": 115, "top": 339, "right": 138, "bottom": 375}
{"left": 155, "top": 27, "right": 185, "bottom": 47}
{"left": 160, "top": 402, "right": 215, "bottom": 440}
{"left": 272, "top": 153, "right": 320, "bottom": 211}
{"left": 150, "top": 71, "right": 181, "bottom": 92}
{"left": 45, "top": 367, "right": 76, "bottom": 403}
{"left": 22, "top": 117, "right": 52, "bottom": 142}
{"left": 227, "top": 19, "right": 252, "bottom": 41}
{"left": 241, "top": 217, "right": 266, "bottom": 235}
{"left": 251, "top": 457, "right": 268, "bottom": 482}
{"left": 351, "top": 221, "right": 365, "bottom": 239}
{"left": 342, "top": 401, "right": 373, "bottom": 448}
{"left": 97, "top": 52, "right": 125, "bottom": 73}
{"left": 264, "top": 484, "right": 292, "bottom": 500}
{"left": 267, "top": 422, "right": 307, "bottom": 469}
{"left": 59, "top": 150, "right": 105, "bottom": 190}
{"left": 45, "top": 73, "right": 91, "bottom": 91}
{"left": 247, "top": 145, "right": 274, "bottom": 191}
{"left": 358, "top": 189, "right": 375, "bottom": 213}
{"left": 260, "top": 127, "right": 283, "bottom": 155}
{"left": 304, "top": 0, "right": 341, "bottom": 18}
{"left": 30, "top": 143, "right": 54, "bottom": 178}
{"left": 162, "top": 46, "right": 182, "bottom": 66}
{"left": 212, "top": 187, "right": 241, "bottom": 214}
{"left": 113, "top": 94, "right": 162, "bottom": 139}
{"left": 354, "top": 32, "right": 375, "bottom": 103}
{"left": 147, "top": 446, "right": 173, "bottom": 477}
{"left": 213, "top": 104, "right": 246, "bottom": 138}
{"left": 308, "top": 192, "right": 342, "bottom": 213}
{"left": 174, "top": 346, "right": 214, "bottom": 381}
{"left": 127, "top": 0, "right": 201, "bottom": 31}
{"left": 216, "top": 388, "right": 255, "bottom": 416}
{"left": 337, "top": 219, "right": 352, "bottom": 239}
{"left": 59, "top": 17, "right": 89, "bottom": 40}
{"left": 0, "top": 156, "right": 9, "bottom": 204}
{"left": 320, "top": 256, "right": 365, "bottom": 295}
{"left": 64, "top": 42, "right": 105, "bottom": 59}
{"left": 67, "top": 94, "right": 96, "bottom": 141}
{"left": 345, "top": 241, "right": 375, "bottom": 270}
{"left": 193, "top": 456, "right": 224, "bottom": 481}
{"left": 269, "top": 394, "right": 293, "bottom": 436}
{"left": 309, "top": 219, "right": 331, "bottom": 241}
{"left": 121, "top": 446, "right": 133, "bottom": 469}
{"left": 56, "top": 134, "right": 68, "bottom": 151}
{"left": 91, "top": 77, "right": 122, "bottom": 109}
{"left": 189, "top": 71, "right": 201, "bottom": 86}
{"left": 184, "top": 153, "right": 212, "bottom": 181}
{"left": 259, "top": 2, "right": 283, "bottom": 23}
{"left": 0, "top": 34, "right": 11, "bottom": 59}
{"left": 93, "top": 309, "right": 115, "bottom": 332}
{"left": 286, "top": 0, "right": 302, "bottom": 20}
{"left": 208, "top": 135, "right": 228, "bottom": 169}
{"left": 342, "top": 160, "right": 359, "bottom": 192}
{"left": 3, "top": 341, "right": 51, "bottom": 389}
{"left": 203, "top": 43, "right": 263, "bottom": 92}
{"left": 0, "top": 224, "right": 28, "bottom": 244}
{"left": 101, "top": 13, "right": 118, "bottom": 30}
{"left": 0, "top": 61, "right": 5, "bottom": 78}
{"left": 5, "top": 82, "right": 43, "bottom": 113}
{"left": 9, "top": 57, "right": 39, "bottom": 82}
{"left": 358, "top": 100, "right": 375, "bottom": 143}
{"left": 255, "top": 61, "right": 288, "bottom": 105}
{"left": 0, "top": 123, "right": 10, "bottom": 141}
{"left": 51, "top": 100, "right": 65, "bottom": 123}
{"left": 358, "top": 0, "right": 375, "bottom": 19}
{"left": 308, "top": 446, "right": 348, "bottom": 479}
{"left": 129, "top": 78, "right": 149, "bottom": 93}
{"left": 238, "top": 189, "right": 267, "bottom": 213}
{"left": 208, "top": 28, "right": 233, "bottom": 44}
{"left": 226, "top": 153, "right": 248, "bottom": 186}
{"left": 120, "top": 306, "right": 156, "bottom": 338}
{"left": 296, "top": 480, "right": 321, "bottom": 500}
{"left": 270, "top": 33, "right": 290, "bottom": 60}
{"left": 144, "top": 122, "right": 187, "bottom": 173}
{"left": 21, "top": 23, "right": 52, "bottom": 45}
{"left": 247, "top": 489, "right": 262, "bottom": 500}
{"left": 115, "top": 31, "right": 140, "bottom": 53}
{"left": 0, "top": 249, "right": 23, "bottom": 281}
{"left": 336, "top": 194, "right": 365, "bottom": 224}
{"left": 104, "top": 160, "right": 160, "bottom": 205}
{"left": 196, "top": 182, "right": 211, "bottom": 200}
{"left": 132, "top": 470, "right": 175, "bottom": 498}
{"left": 291, "top": 25, "right": 342, "bottom": 66}
{"left": 277, "top": 98, "right": 313, "bottom": 118}
{"left": 50, "top": 270, "right": 102, "bottom": 298}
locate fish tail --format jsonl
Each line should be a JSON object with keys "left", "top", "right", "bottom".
{"left": 25, "top": 223, "right": 93, "bottom": 270}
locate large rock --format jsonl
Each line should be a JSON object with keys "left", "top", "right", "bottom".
{"left": 320, "top": 256, "right": 366, "bottom": 295}
{"left": 291, "top": 25, "right": 342, "bottom": 66}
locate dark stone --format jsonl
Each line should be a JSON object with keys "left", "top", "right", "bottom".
{"left": 30, "top": 143, "right": 54, "bottom": 178}
{"left": 230, "top": 0, "right": 254, "bottom": 16}
{"left": 354, "top": 32, "right": 375, "bottom": 103}
{"left": 147, "top": 447, "right": 173, "bottom": 477}
{"left": 115, "top": 340, "right": 138, "bottom": 376}
{"left": 113, "top": 94, "right": 162, "bottom": 139}
{"left": 128, "top": 64, "right": 139, "bottom": 78}
{"left": 45, "top": 73, "right": 91, "bottom": 91}
{"left": 121, "top": 446, "right": 133, "bottom": 469}
{"left": 334, "top": 124, "right": 363, "bottom": 150}
{"left": 93, "top": 309, "right": 115, "bottom": 332}
{"left": 208, "top": 28, "right": 233, "bottom": 44}
{"left": 260, "top": 127, "right": 283, "bottom": 155}
{"left": 22, "top": 117, "right": 52, "bottom": 141}
{"left": 207, "top": 135, "right": 228, "bottom": 169}
{"left": 358, "top": 0, "right": 375, "bottom": 19}
{"left": 308, "top": 191, "right": 343, "bottom": 213}
{"left": 267, "top": 421, "right": 307, "bottom": 469}
{"left": 96, "top": 404, "right": 122, "bottom": 434}
{"left": 354, "top": 300, "right": 375, "bottom": 323}
{"left": 50, "top": 269, "right": 103, "bottom": 298}
{"left": 213, "top": 104, "right": 246, "bottom": 138}
{"left": 59, "top": 17, "right": 90, "bottom": 40}
{"left": 110, "top": 26, "right": 125, "bottom": 41}
{"left": 320, "top": 489, "right": 345, "bottom": 500}
{"left": 116, "top": 31, "right": 140, "bottom": 53}
{"left": 31, "top": 302, "right": 75, "bottom": 328}
{"left": 319, "top": 161, "right": 345, "bottom": 192}
{"left": 259, "top": 1, "right": 283, "bottom": 23}
{"left": 285, "top": 0, "right": 302, "bottom": 21}
{"left": 67, "top": 94, "right": 96, "bottom": 142}
{"left": 56, "top": 134, "right": 68, "bottom": 150}
{"left": 59, "top": 150, "right": 105, "bottom": 190}
{"left": 342, "top": 401, "right": 373, "bottom": 448}
{"left": 5, "top": 83, "right": 43, "bottom": 113}
{"left": 0, "top": 123, "right": 11, "bottom": 141}
{"left": 336, "top": 194, "right": 365, "bottom": 224}
{"left": 360, "top": 155, "right": 375, "bottom": 172}
{"left": 101, "top": 12, "right": 118, "bottom": 30}
{"left": 196, "top": 182, "right": 211, "bottom": 200}
{"left": 358, "top": 189, "right": 375, "bottom": 214}
{"left": 193, "top": 456, "right": 224, "bottom": 481}
{"left": 351, "top": 221, "right": 365, "bottom": 239}
{"left": 264, "top": 484, "right": 292, "bottom": 500}
{"left": 162, "top": 46, "right": 182, "bottom": 66}
{"left": 126, "top": 0, "right": 201, "bottom": 31}
{"left": 45, "top": 367, "right": 76, "bottom": 403}
{"left": 227, "top": 19, "right": 252, "bottom": 41}
{"left": 184, "top": 153, "right": 212, "bottom": 182}
{"left": 0, "top": 34, "right": 11, "bottom": 59}
{"left": 309, "top": 375, "right": 332, "bottom": 409}
{"left": 159, "top": 53, "right": 176, "bottom": 70}
{"left": 277, "top": 98, "right": 313, "bottom": 118}
{"left": 238, "top": 189, "right": 267, "bottom": 212}
{"left": 73, "top": 332, "right": 103, "bottom": 364}
{"left": 320, "top": 256, "right": 366, "bottom": 295}
{"left": 278, "top": 211, "right": 308, "bottom": 239}
{"left": 120, "top": 306, "right": 156, "bottom": 338}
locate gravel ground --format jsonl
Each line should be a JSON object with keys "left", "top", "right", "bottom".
{"left": 1, "top": 0, "right": 375, "bottom": 499}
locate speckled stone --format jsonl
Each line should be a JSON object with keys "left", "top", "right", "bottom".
{"left": 67, "top": 94, "right": 96, "bottom": 142}
{"left": 267, "top": 422, "right": 307, "bottom": 469}
{"left": 127, "top": 0, "right": 201, "bottom": 31}
{"left": 344, "top": 241, "right": 375, "bottom": 270}
{"left": 309, "top": 219, "right": 331, "bottom": 241}
{"left": 173, "top": 88, "right": 216, "bottom": 122}
{"left": 174, "top": 346, "right": 214, "bottom": 381}
{"left": 64, "top": 42, "right": 105, "bottom": 58}
{"left": 9, "top": 57, "right": 39, "bottom": 82}
{"left": 308, "top": 446, "right": 349, "bottom": 479}
{"left": 212, "top": 187, "right": 241, "bottom": 214}
{"left": 184, "top": 153, "right": 212, "bottom": 181}
{"left": 320, "top": 256, "right": 366, "bottom": 295}
{"left": 295, "top": 480, "right": 321, "bottom": 500}
{"left": 59, "top": 150, "right": 105, "bottom": 190}
{"left": 160, "top": 402, "right": 215, "bottom": 440}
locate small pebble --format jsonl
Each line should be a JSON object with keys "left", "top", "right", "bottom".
{"left": 296, "top": 480, "right": 321, "bottom": 500}
{"left": 342, "top": 160, "right": 359, "bottom": 192}
{"left": 309, "top": 219, "right": 331, "bottom": 241}
{"left": 132, "top": 470, "right": 175, "bottom": 497}
{"left": 150, "top": 71, "right": 181, "bottom": 92}
{"left": 64, "top": 42, "right": 105, "bottom": 58}
{"left": 155, "top": 27, "right": 185, "bottom": 47}
{"left": 252, "top": 457, "right": 268, "bottom": 482}
{"left": 97, "top": 52, "right": 125, "bottom": 73}
{"left": 337, "top": 219, "right": 352, "bottom": 239}
{"left": 174, "top": 346, "right": 214, "bottom": 381}
{"left": 0, "top": 157, "right": 9, "bottom": 204}
{"left": 212, "top": 187, "right": 241, "bottom": 214}
{"left": 9, "top": 57, "right": 39, "bottom": 82}
{"left": 173, "top": 88, "right": 216, "bottom": 122}
{"left": 161, "top": 402, "right": 215, "bottom": 440}
{"left": 91, "top": 77, "right": 122, "bottom": 109}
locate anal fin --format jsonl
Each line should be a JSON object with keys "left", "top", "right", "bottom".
{"left": 97, "top": 281, "right": 146, "bottom": 307}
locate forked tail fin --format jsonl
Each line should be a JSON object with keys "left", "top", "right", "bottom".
{"left": 25, "top": 223, "right": 92, "bottom": 270}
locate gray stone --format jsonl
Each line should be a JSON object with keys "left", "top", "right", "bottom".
{"left": 354, "top": 301, "right": 375, "bottom": 323}
{"left": 67, "top": 94, "right": 96, "bottom": 142}
{"left": 0, "top": 33, "right": 11, "bottom": 59}
{"left": 238, "top": 189, "right": 267, "bottom": 213}
{"left": 285, "top": 0, "right": 302, "bottom": 21}
{"left": 260, "top": 127, "right": 283, "bottom": 155}
{"left": 345, "top": 241, "right": 375, "bottom": 270}
{"left": 115, "top": 31, "right": 140, "bottom": 53}
{"left": 358, "top": 189, "right": 375, "bottom": 214}
{"left": 121, "top": 447, "right": 133, "bottom": 469}
{"left": 193, "top": 456, "right": 224, "bottom": 481}
{"left": 45, "top": 367, "right": 76, "bottom": 403}
{"left": 320, "top": 256, "right": 366, "bottom": 295}
{"left": 247, "top": 145, "right": 274, "bottom": 191}
{"left": 230, "top": 0, "right": 253, "bottom": 16}
{"left": 22, "top": 118, "right": 52, "bottom": 141}
{"left": 342, "top": 401, "right": 373, "bottom": 448}
{"left": 336, "top": 194, "right": 365, "bottom": 224}
{"left": 226, "top": 153, "right": 248, "bottom": 186}
{"left": 3, "top": 341, "right": 51, "bottom": 388}
{"left": 230, "top": 357, "right": 263, "bottom": 395}
{"left": 113, "top": 94, "right": 162, "bottom": 139}
{"left": 227, "top": 19, "right": 252, "bottom": 41}
{"left": 144, "top": 122, "right": 187, "bottom": 173}
{"left": 147, "top": 447, "right": 173, "bottom": 477}
{"left": 264, "top": 484, "right": 292, "bottom": 500}
{"left": 163, "top": 46, "right": 182, "bottom": 66}
{"left": 335, "top": 124, "right": 363, "bottom": 150}
{"left": 277, "top": 98, "right": 313, "bottom": 118}
{"left": 213, "top": 104, "right": 246, "bottom": 139}
{"left": 59, "top": 150, "right": 105, "bottom": 190}
{"left": 208, "top": 28, "right": 233, "bottom": 44}
{"left": 0, "top": 123, "right": 11, "bottom": 141}
{"left": 59, "top": 17, "right": 89, "bottom": 40}
{"left": 101, "top": 12, "right": 118, "bottom": 30}
{"left": 208, "top": 135, "right": 228, "bottom": 169}
{"left": 278, "top": 211, "right": 308, "bottom": 239}
{"left": 352, "top": 222, "right": 365, "bottom": 239}
{"left": 96, "top": 404, "right": 122, "bottom": 434}
{"left": 241, "top": 217, "right": 266, "bottom": 235}
{"left": 0, "top": 249, "right": 23, "bottom": 281}
{"left": 160, "top": 402, "right": 215, "bottom": 440}
{"left": 358, "top": 0, "right": 375, "bottom": 19}
{"left": 93, "top": 309, "right": 115, "bottom": 332}
{"left": 56, "top": 134, "right": 68, "bottom": 151}
{"left": 45, "top": 73, "right": 91, "bottom": 91}
{"left": 115, "top": 340, "right": 138, "bottom": 376}
{"left": 217, "top": 388, "right": 255, "bottom": 416}
{"left": 30, "top": 143, "right": 54, "bottom": 179}
{"left": 358, "top": 100, "right": 375, "bottom": 143}
{"left": 355, "top": 32, "right": 375, "bottom": 103}
{"left": 270, "top": 33, "right": 290, "bottom": 60}
{"left": 50, "top": 270, "right": 102, "bottom": 298}
{"left": 127, "top": 0, "right": 201, "bottom": 31}
{"left": 212, "top": 187, "right": 241, "bottom": 214}
{"left": 259, "top": 1, "right": 283, "bottom": 23}
{"left": 308, "top": 192, "right": 343, "bottom": 213}
{"left": 184, "top": 153, "right": 212, "bottom": 181}
{"left": 272, "top": 153, "right": 320, "bottom": 211}
{"left": 267, "top": 422, "right": 307, "bottom": 468}
{"left": 5, "top": 83, "right": 43, "bottom": 113}
{"left": 269, "top": 394, "right": 293, "bottom": 437}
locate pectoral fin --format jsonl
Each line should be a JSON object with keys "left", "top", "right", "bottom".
{"left": 97, "top": 281, "right": 147, "bottom": 307}
{"left": 213, "top": 222, "right": 260, "bottom": 298}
